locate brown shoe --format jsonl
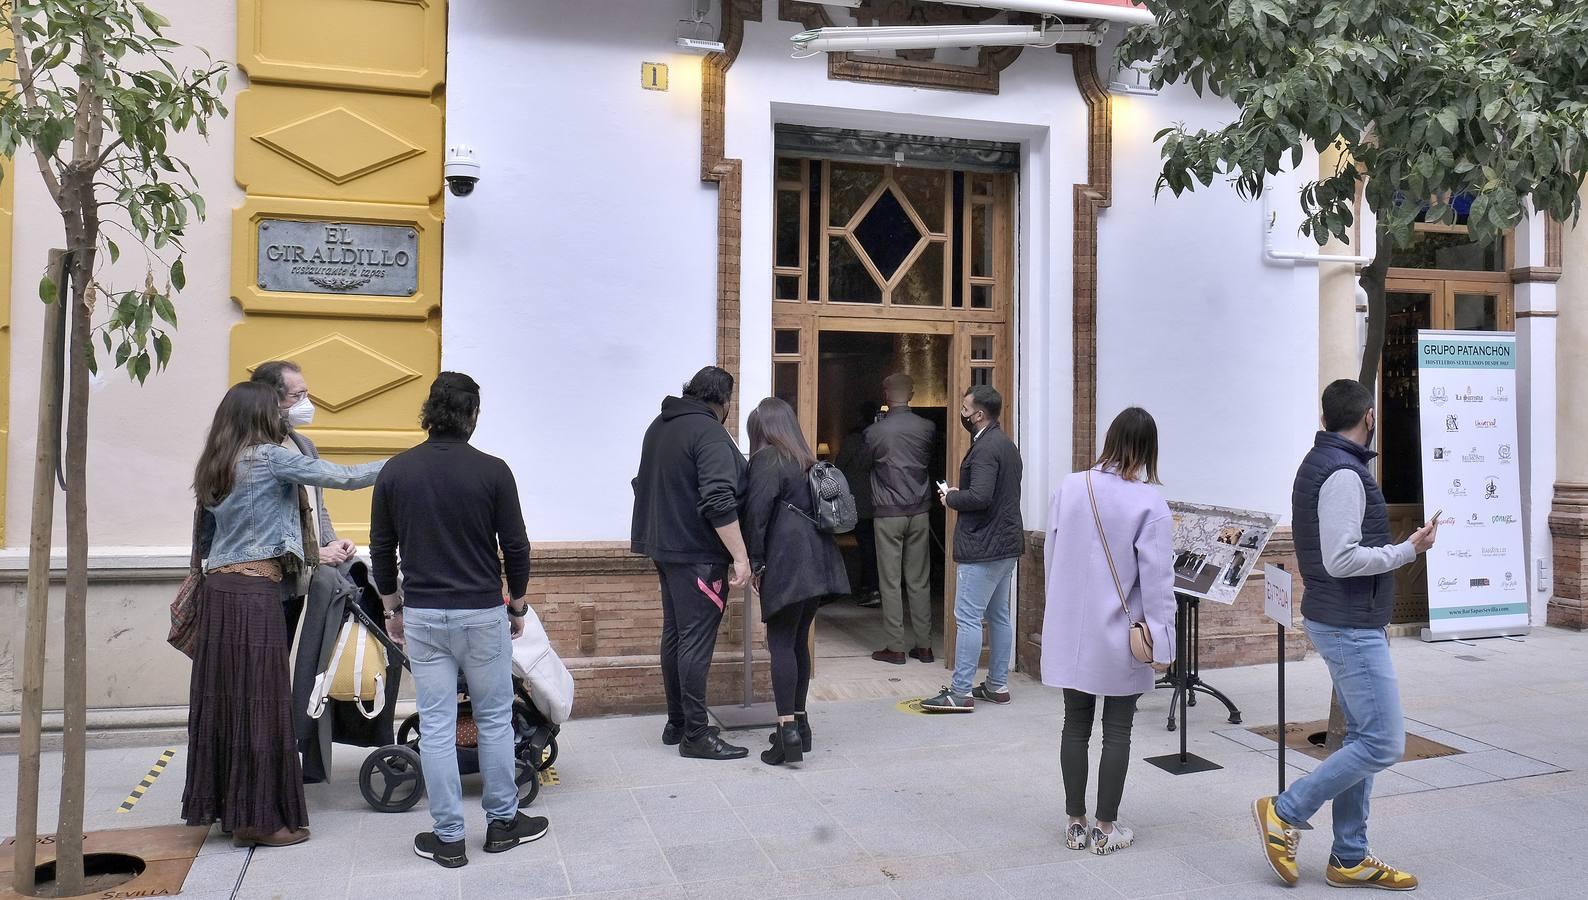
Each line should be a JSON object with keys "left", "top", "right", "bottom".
{"left": 234, "top": 827, "right": 310, "bottom": 848}
{"left": 909, "top": 648, "right": 935, "bottom": 664}
{"left": 871, "top": 649, "right": 907, "bottom": 665}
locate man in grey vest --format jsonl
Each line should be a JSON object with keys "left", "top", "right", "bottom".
{"left": 1256, "top": 379, "right": 1437, "bottom": 891}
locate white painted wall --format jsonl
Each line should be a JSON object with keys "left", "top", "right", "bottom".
{"left": 1097, "top": 80, "right": 1320, "bottom": 521}
{"left": 4, "top": 0, "right": 243, "bottom": 549}
{"left": 442, "top": 0, "right": 719, "bottom": 542}
{"left": 442, "top": 1, "right": 1325, "bottom": 539}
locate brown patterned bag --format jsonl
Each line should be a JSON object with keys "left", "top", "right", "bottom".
{"left": 167, "top": 506, "right": 205, "bottom": 659}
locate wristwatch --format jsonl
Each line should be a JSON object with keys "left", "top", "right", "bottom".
{"left": 506, "top": 602, "right": 528, "bottom": 619}
{"left": 383, "top": 600, "right": 404, "bottom": 620}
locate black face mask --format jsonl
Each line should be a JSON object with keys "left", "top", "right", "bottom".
{"left": 961, "top": 414, "right": 978, "bottom": 435}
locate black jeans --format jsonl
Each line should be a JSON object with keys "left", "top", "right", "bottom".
{"left": 656, "top": 562, "right": 729, "bottom": 741}
{"left": 766, "top": 599, "right": 818, "bottom": 716}
{"left": 1061, "top": 689, "right": 1141, "bottom": 823}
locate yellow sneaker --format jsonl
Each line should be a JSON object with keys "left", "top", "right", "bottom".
{"left": 1253, "top": 796, "right": 1300, "bottom": 885}
{"left": 1326, "top": 854, "right": 1419, "bottom": 891}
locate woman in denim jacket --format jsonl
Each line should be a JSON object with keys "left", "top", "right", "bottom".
{"left": 182, "top": 382, "right": 384, "bottom": 848}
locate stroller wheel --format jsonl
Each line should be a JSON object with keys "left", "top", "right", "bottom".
{"left": 360, "top": 745, "right": 425, "bottom": 813}
{"left": 515, "top": 758, "right": 541, "bottom": 808}
{"left": 536, "top": 738, "right": 559, "bottom": 772}
{"left": 397, "top": 714, "right": 421, "bottom": 748}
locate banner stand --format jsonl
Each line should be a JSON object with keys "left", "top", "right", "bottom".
{"left": 1419, "top": 624, "right": 1530, "bottom": 644}
{"left": 709, "top": 586, "right": 778, "bottom": 731}
{"left": 1264, "top": 565, "right": 1293, "bottom": 794}
{"left": 1145, "top": 593, "right": 1229, "bottom": 776}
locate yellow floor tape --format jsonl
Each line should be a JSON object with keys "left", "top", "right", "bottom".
{"left": 118, "top": 748, "right": 176, "bottom": 813}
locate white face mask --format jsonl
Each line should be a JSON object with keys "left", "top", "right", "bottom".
{"left": 287, "top": 395, "right": 315, "bottom": 427}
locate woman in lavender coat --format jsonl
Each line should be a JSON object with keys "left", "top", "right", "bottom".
{"left": 1041, "top": 408, "right": 1177, "bottom": 856}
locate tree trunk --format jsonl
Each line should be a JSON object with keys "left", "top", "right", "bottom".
{"left": 53, "top": 248, "right": 94, "bottom": 897}
{"left": 11, "top": 251, "right": 68, "bottom": 898}
{"left": 1356, "top": 225, "right": 1394, "bottom": 395}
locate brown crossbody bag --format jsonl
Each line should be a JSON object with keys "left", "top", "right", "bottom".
{"left": 1086, "top": 471, "right": 1154, "bottom": 665}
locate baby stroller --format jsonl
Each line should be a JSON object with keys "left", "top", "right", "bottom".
{"left": 347, "top": 597, "right": 562, "bottom": 814}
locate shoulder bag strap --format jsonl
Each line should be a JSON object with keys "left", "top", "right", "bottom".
{"left": 1086, "top": 470, "right": 1136, "bottom": 624}
{"left": 188, "top": 505, "right": 204, "bottom": 575}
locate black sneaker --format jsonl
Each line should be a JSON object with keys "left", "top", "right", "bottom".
{"left": 919, "top": 687, "right": 974, "bottom": 714}
{"left": 484, "top": 812, "right": 549, "bottom": 854}
{"left": 413, "top": 832, "right": 467, "bottom": 869}
{"left": 663, "top": 723, "right": 717, "bottom": 746}
{"left": 679, "top": 732, "right": 749, "bottom": 760}
{"left": 972, "top": 682, "right": 1011, "bottom": 705}
{"left": 857, "top": 591, "right": 882, "bottom": 609}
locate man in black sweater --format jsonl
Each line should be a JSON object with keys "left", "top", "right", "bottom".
{"left": 631, "top": 366, "right": 752, "bottom": 761}
{"left": 372, "top": 372, "right": 547, "bottom": 869}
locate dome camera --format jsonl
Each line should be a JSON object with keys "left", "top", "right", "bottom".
{"left": 444, "top": 145, "right": 480, "bottom": 197}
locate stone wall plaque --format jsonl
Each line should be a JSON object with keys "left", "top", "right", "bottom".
{"left": 257, "top": 219, "right": 418, "bottom": 296}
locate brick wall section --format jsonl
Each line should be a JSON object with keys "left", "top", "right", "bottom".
{"left": 530, "top": 542, "right": 771, "bottom": 717}
{"left": 1548, "top": 483, "right": 1588, "bottom": 629}
{"left": 1017, "top": 527, "right": 1310, "bottom": 682}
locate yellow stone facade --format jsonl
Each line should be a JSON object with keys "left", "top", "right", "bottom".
{"left": 231, "top": 0, "right": 447, "bottom": 543}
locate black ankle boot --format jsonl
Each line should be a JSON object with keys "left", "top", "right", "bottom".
{"left": 760, "top": 729, "right": 785, "bottom": 766}
{"left": 759, "top": 722, "right": 804, "bottom": 765}
{"left": 795, "top": 712, "right": 812, "bottom": 753}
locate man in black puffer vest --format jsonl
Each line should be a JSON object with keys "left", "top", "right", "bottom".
{"left": 1255, "top": 380, "right": 1438, "bottom": 892}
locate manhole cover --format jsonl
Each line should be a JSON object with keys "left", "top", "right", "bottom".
{"left": 1456, "top": 655, "right": 1485, "bottom": 662}
{"left": 1248, "top": 720, "right": 1462, "bottom": 763}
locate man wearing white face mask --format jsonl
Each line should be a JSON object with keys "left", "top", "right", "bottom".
{"left": 252, "top": 362, "right": 359, "bottom": 630}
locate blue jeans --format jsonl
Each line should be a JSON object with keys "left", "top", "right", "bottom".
{"left": 951, "top": 557, "right": 1019, "bottom": 696}
{"left": 405, "top": 606, "right": 518, "bottom": 842}
{"left": 1276, "top": 619, "right": 1404, "bottom": 862}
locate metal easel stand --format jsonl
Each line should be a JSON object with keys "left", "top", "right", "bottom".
{"left": 709, "top": 585, "right": 778, "bottom": 730}
{"left": 1146, "top": 593, "right": 1236, "bottom": 775}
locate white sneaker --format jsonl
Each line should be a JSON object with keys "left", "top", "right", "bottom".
{"left": 1089, "top": 824, "right": 1135, "bottom": 856}
{"left": 1065, "top": 822, "right": 1089, "bottom": 850}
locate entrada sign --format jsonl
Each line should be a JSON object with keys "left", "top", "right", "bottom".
{"left": 257, "top": 219, "right": 418, "bottom": 297}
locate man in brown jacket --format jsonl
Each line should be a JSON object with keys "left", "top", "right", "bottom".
{"left": 863, "top": 373, "right": 937, "bottom": 665}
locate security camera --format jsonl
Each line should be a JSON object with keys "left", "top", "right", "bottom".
{"left": 444, "top": 145, "right": 480, "bottom": 197}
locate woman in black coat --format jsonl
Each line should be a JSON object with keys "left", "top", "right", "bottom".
{"left": 743, "top": 397, "right": 850, "bottom": 765}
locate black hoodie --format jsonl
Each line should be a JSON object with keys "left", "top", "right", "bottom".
{"left": 630, "top": 396, "right": 747, "bottom": 564}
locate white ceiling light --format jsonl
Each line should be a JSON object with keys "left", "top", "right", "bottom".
{"left": 915, "top": 0, "right": 1156, "bottom": 26}
{"left": 676, "top": 0, "right": 726, "bottom": 54}
{"left": 791, "top": 22, "right": 1103, "bottom": 57}
{"left": 1107, "top": 59, "right": 1159, "bottom": 95}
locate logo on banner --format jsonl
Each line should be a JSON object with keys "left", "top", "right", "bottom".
{"left": 1457, "top": 386, "right": 1485, "bottom": 403}
{"left": 1491, "top": 514, "right": 1518, "bottom": 525}
{"left": 1446, "top": 415, "right": 1460, "bottom": 432}
{"left": 1437, "top": 577, "right": 1460, "bottom": 592}
{"left": 1482, "top": 546, "right": 1508, "bottom": 557}
{"left": 1469, "top": 577, "right": 1491, "bottom": 588}
{"left": 1448, "top": 479, "right": 1467, "bottom": 497}
{"left": 1467, "top": 513, "right": 1485, "bottom": 527}
{"left": 1429, "top": 387, "right": 1449, "bottom": 406}
{"left": 1498, "top": 443, "right": 1513, "bottom": 462}
{"left": 1503, "top": 572, "right": 1519, "bottom": 591}
{"left": 1447, "top": 548, "right": 1472, "bottom": 559}
{"left": 1463, "top": 447, "right": 1486, "bottom": 463}
{"left": 1493, "top": 385, "right": 1509, "bottom": 402}
{"left": 1475, "top": 418, "right": 1498, "bottom": 429}
{"left": 1433, "top": 447, "right": 1449, "bottom": 461}
{"left": 1484, "top": 477, "right": 1500, "bottom": 500}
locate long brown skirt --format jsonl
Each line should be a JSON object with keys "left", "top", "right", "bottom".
{"left": 181, "top": 572, "right": 307, "bottom": 833}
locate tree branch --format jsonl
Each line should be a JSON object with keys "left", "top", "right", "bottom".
{"left": 10, "top": 9, "right": 65, "bottom": 202}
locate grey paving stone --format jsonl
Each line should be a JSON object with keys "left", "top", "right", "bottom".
{"left": 1392, "top": 757, "right": 1503, "bottom": 789}
{"left": 646, "top": 808, "right": 752, "bottom": 848}
{"left": 1214, "top": 727, "right": 1280, "bottom": 751}
{"left": 1421, "top": 729, "right": 1499, "bottom": 752}
{"left": 348, "top": 870, "right": 460, "bottom": 900}
{"left": 662, "top": 837, "right": 775, "bottom": 884}
{"left": 889, "top": 871, "right": 1007, "bottom": 899}
{"left": 993, "top": 859, "right": 1119, "bottom": 898}
{"left": 632, "top": 781, "right": 730, "bottom": 816}
{"left": 178, "top": 850, "right": 249, "bottom": 894}
{"left": 562, "top": 845, "right": 676, "bottom": 894}
{"left": 1079, "top": 847, "right": 1218, "bottom": 899}
{"left": 757, "top": 830, "right": 872, "bottom": 872}
{"left": 1455, "top": 750, "right": 1563, "bottom": 780}
{"left": 843, "top": 818, "right": 963, "bottom": 858}
{"left": 457, "top": 858, "right": 571, "bottom": 897}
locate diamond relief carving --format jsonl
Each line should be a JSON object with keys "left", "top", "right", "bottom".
{"left": 254, "top": 108, "right": 423, "bottom": 185}
{"left": 249, "top": 334, "right": 420, "bottom": 413}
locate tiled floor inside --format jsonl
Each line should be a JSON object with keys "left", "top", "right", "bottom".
{"left": 4, "top": 627, "right": 1587, "bottom": 899}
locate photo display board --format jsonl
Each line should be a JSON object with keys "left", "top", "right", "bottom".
{"left": 1417, "top": 330, "right": 1529, "bottom": 636}
{"left": 1168, "top": 502, "right": 1282, "bottom": 604}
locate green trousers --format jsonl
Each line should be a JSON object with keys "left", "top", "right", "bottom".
{"left": 875, "top": 513, "right": 932, "bottom": 653}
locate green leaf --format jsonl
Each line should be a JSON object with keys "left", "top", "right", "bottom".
{"left": 134, "top": 353, "right": 152, "bottom": 384}
{"left": 1436, "top": 109, "right": 1459, "bottom": 136}
{"left": 170, "top": 258, "right": 186, "bottom": 290}
{"left": 39, "top": 274, "right": 57, "bottom": 304}
{"left": 152, "top": 292, "right": 178, "bottom": 327}
{"left": 154, "top": 333, "right": 172, "bottom": 370}
{"left": 107, "top": 239, "right": 120, "bottom": 263}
